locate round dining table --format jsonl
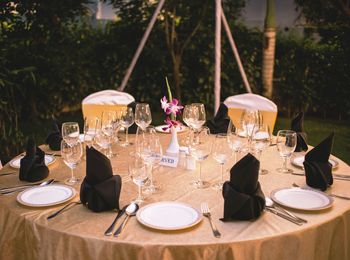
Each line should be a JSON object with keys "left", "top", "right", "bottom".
{"left": 0, "top": 132, "right": 349, "bottom": 260}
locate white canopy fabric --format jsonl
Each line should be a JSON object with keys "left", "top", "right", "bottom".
{"left": 224, "top": 93, "right": 277, "bottom": 112}
{"left": 82, "top": 90, "right": 135, "bottom": 106}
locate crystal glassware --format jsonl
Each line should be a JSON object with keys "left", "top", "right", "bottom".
{"left": 212, "top": 133, "right": 231, "bottom": 190}
{"left": 227, "top": 120, "right": 245, "bottom": 164}
{"left": 135, "top": 103, "right": 152, "bottom": 131}
{"left": 252, "top": 124, "right": 271, "bottom": 174}
{"left": 83, "top": 117, "right": 99, "bottom": 147}
{"left": 276, "top": 130, "right": 297, "bottom": 173}
{"left": 240, "top": 109, "right": 261, "bottom": 151}
{"left": 120, "top": 107, "right": 135, "bottom": 147}
{"left": 61, "top": 139, "right": 83, "bottom": 185}
{"left": 189, "top": 127, "right": 211, "bottom": 189}
{"left": 129, "top": 157, "right": 148, "bottom": 204}
{"left": 62, "top": 122, "right": 80, "bottom": 146}
{"left": 101, "top": 110, "right": 117, "bottom": 158}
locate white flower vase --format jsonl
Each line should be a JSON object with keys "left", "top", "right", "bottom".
{"left": 166, "top": 127, "right": 180, "bottom": 154}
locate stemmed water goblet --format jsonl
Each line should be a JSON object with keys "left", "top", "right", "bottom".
{"left": 61, "top": 139, "right": 83, "bottom": 185}
{"left": 120, "top": 107, "right": 135, "bottom": 147}
{"left": 129, "top": 157, "right": 148, "bottom": 204}
{"left": 62, "top": 122, "right": 80, "bottom": 146}
{"left": 184, "top": 103, "right": 206, "bottom": 144}
{"left": 252, "top": 124, "right": 271, "bottom": 174}
{"left": 100, "top": 110, "right": 119, "bottom": 158}
{"left": 227, "top": 120, "right": 245, "bottom": 164}
{"left": 276, "top": 130, "right": 297, "bottom": 173}
{"left": 189, "top": 127, "right": 211, "bottom": 189}
{"left": 140, "top": 135, "right": 163, "bottom": 194}
{"left": 135, "top": 103, "right": 152, "bottom": 131}
{"left": 83, "top": 117, "right": 99, "bottom": 147}
{"left": 240, "top": 109, "right": 261, "bottom": 151}
{"left": 212, "top": 133, "right": 231, "bottom": 190}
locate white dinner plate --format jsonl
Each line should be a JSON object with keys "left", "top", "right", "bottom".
{"left": 136, "top": 201, "right": 202, "bottom": 230}
{"left": 292, "top": 155, "right": 338, "bottom": 169}
{"left": 155, "top": 125, "right": 187, "bottom": 134}
{"left": 271, "top": 188, "right": 333, "bottom": 211}
{"left": 9, "top": 155, "right": 56, "bottom": 169}
{"left": 17, "top": 184, "right": 76, "bottom": 207}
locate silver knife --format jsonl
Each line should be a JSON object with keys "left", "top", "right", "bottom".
{"left": 104, "top": 205, "right": 128, "bottom": 236}
{"left": 266, "top": 207, "right": 303, "bottom": 225}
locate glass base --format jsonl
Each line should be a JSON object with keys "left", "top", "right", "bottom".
{"left": 119, "top": 141, "right": 133, "bottom": 147}
{"left": 211, "top": 181, "right": 224, "bottom": 190}
{"left": 276, "top": 167, "right": 293, "bottom": 174}
{"left": 191, "top": 180, "right": 210, "bottom": 189}
{"left": 143, "top": 183, "right": 161, "bottom": 194}
{"left": 259, "top": 169, "right": 269, "bottom": 175}
{"left": 65, "top": 177, "right": 80, "bottom": 185}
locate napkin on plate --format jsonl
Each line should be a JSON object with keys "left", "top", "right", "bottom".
{"left": 291, "top": 112, "right": 308, "bottom": 152}
{"left": 80, "top": 146, "right": 122, "bottom": 212}
{"left": 303, "top": 133, "right": 334, "bottom": 191}
{"left": 19, "top": 137, "right": 49, "bottom": 182}
{"left": 45, "top": 118, "right": 62, "bottom": 151}
{"left": 206, "top": 103, "right": 231, "bottom": 134}
{"left": 221, "top": 153, "right": 265, "bottom": 221}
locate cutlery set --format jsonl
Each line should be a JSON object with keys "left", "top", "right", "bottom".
{"left": 0, "top": 179, "right": 56, "bottom": 195}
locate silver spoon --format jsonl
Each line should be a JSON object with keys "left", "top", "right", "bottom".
{"left": 265, "top": 197, "right": 307, "bottom": 223}
{"left": 113, "top": 203, "right": 139, "bottom": 237}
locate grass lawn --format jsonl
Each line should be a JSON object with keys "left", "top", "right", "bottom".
{"left": 22, "top": 112, "right": 350, "bottom": 165}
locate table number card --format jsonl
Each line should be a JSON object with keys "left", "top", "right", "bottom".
{"left": 160, "top": 155, "right": 179, "bottom": 168}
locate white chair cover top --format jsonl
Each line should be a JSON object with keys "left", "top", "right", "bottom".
{"left": 224, "top": 93, "right": 277, "bottom": 112}
{"left": 82, "top": 90, "right": 135, "bottom": 105}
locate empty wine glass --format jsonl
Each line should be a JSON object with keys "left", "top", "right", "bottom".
{"left": 227, "top": 120, "right": 245, "bottom": 164}
{"left": 240, "top": 109, "right": 261, "bottom": 151}
{"left": 140, "top": 135, "right": 163, "bottom": 194}
{"left": 212, "top": 134, "right": 231, "bottom": 190}
{"left": 133, "top": 125, "right": 156, "bottom": 157}
{"left": 129, "top": 157, "right": 148, "bottom": 204}
{"left": 61, "top": 139, "right": 83, "bottom": 185}
{"left": 83, "top": 117, "right": 99, "bottom": 147}
{"left": 188, "top": 103, "right": 206, "bottom": 131}
{"left": 101, "top": 110, "right": 117, "bottom": 158}
{"left": 182, "top": 104, "right": 193, "bottom": 128}
{"left": 135, "top": 103, "right": 152, "bottom": 131}
{"left": 120, "top": 107, "right": 135, "bottom": 147}
{"left": 62, "top": 122, "right": 80, "bottom": 146}
{"left": 276, "top": 130, "right": 297, "bottom": 173}
{"left": 252, "top": 124, "right": 271, "bottom": 174}
{"left": 189, "top": 127, "right": 211, "bottom": 189}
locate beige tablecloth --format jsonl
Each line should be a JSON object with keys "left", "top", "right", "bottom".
{"left": 0, "top": 133, "right": 349, "bottom": 260}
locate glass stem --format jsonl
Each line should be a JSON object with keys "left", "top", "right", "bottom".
{"left": 283, "top": 157, "right": 288, "bottom": 170}
{"left": 220, "top": 164, "right": 224, "bottom": 182}
{"left": 70, "top": 168, "right": 74, "bottom": 179}
{"left": 198, "top": 162, "right": 202, "bottom": 182}
{"left": 149, "top": 164, "right": 154, "bottom": 186}
{"left": 125, "top": 127, "right": 129, "bottom": 144}
{"left": 138, "top": 185, "right": 142, "bottom": 200}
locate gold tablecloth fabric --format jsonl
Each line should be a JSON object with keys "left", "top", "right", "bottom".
{"left": 0, "top": 133, "right": 349, "bottom": 260}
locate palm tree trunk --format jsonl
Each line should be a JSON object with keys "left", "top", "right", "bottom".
{"left": 262, "top": 0, "right": 276, "bottom": 99}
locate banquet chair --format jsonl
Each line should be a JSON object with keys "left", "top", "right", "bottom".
{"left": 82, "top": 90, "right": 135, "bottom": 120}
{"left": 223, "top": 93, "right": 278, "bottom": 132}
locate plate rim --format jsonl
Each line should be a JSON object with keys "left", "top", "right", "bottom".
{"left": 136, "top": 201, "right": 202, "bottom": 230}
{"left": 16, "top": 184, "right": 76, "bottom": 207}
{"left": 155, "top": 125, "right": 187, "bottom": 134}
{"left": 9, "top": 154, "right": 56, "bottom": 169}
{"left": 291, "top": 155, "right": 339, "bottom": 169}
{"left": 270, "top": 187, "right": 333, "bottom": 211}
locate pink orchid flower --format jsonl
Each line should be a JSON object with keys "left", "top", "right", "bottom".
{"left": 160, "top": 96, "right": 170, "bottom": 112}
{"left": 168, "top": 98, "right": 184, "bottom": 115}
{"left": 162, "top": 117, "right": 181, "bottom": 131}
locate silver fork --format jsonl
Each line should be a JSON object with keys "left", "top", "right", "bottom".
{"left": 201, "top": 203, "right": 221, "bottom": 238}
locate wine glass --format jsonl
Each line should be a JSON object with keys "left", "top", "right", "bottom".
{"left": 140, "top": 135, "right": 163, "bottom": 194}
{"left": 188, "top": 103, "right": 206, "bottom": 131}
{"left": 212, "top": 134, "right": 231, "bottom": 190}
{"left": 135, "top": 103, "right": 152, "bottom": 131}
{"left": 252, "top": 124, "right": 271, "bottom": 174}
{"left": 133, "top": 125, "right": 156, "bottom": 157}
{"left": 120, "top": 107, "right": 135, "bottom": 147}
{"left": 129, "top": 157, "right": 148, "bottom": 204}
{"left": 182, "top": 104, "right": 193, "bottom": 128}
{"left": 83, "top": 117, "right": 99, "bottom": 147}
{"left": 276, "top": 130, "right": 297, "bottom": 173}
{"left": 101, "top": 110, "right": 117, "bottom": 158}
{"left": 62, "top": 122, "right": 80, "bottom": 146}
{"left": 61, "top": 139, "right": 83, "bottom": 185}
{"left": 227, "top": 120, "right": 245, "bottom": 164}
{"left": 189, "top": 127, "right": 211, "bottom": 189}
{"left": 240, "top": 109, "right": 261, "bottom": 151}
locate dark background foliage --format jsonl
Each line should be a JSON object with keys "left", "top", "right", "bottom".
{"left": 0, "top": 0, "right": 349, "bottom": 162}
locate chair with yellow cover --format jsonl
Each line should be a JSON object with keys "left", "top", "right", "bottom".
{"left": 82, "top": 90, "right": 135, "bottom": 120}
{"left": 223, "top": 93, "right": 278, "bottom": 132}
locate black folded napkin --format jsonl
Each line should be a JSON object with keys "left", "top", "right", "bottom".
{"left": 303, "top": 133, "right": 334, "bottom": 191}
{"left": 221, "top": 153, "right": 265, "bottom": 221}
{"left": 206, "top": 103, "right": 230, "bottom": 134}
{"left": 19, "top": 138, "right": 49, "bottom": 182}
{"left": 45, "top": 118, "right": 62, "bottom": 151}
{"left": 291, "top": 112, "right": 308, "bottom": 152}
{"left": 80, "top": 146, "right": 122, "bottom": 212}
